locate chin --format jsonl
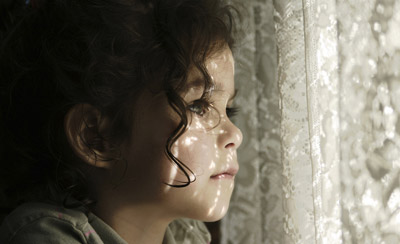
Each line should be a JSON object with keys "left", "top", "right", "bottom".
{"left": 200, "top": 201, "right": 231, "bottom": 222}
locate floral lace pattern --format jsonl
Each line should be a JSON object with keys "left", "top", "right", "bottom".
{"left": 222, "top": 0, "right": 400, "bottom": 243}
{"left": 338, "top": 0, "right": 400, "bottom": 243}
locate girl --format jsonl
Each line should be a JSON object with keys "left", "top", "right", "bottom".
{"left": 0, "top": 0, "right": 242, "bottom": 243}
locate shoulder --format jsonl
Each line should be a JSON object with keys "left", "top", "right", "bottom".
{"left": 164, "top": 219, "right": 211, "bottom": 244}
{"left": 0, "top": 202, "right": 99, "bottom": 244}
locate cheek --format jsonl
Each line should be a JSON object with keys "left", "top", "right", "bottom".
{"left": 166, "top": 128, "right": 217, "bottom": 183}
{"left": 119, "top": 104, "right": 178, "bottom": 187}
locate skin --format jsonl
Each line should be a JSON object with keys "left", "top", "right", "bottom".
{"left": 79, "top": 47, "right": 242, "bottom": 244}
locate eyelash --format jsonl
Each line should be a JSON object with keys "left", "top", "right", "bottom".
{"left": 187, "top": 99, "right": 239, "bottom": 118}
{"left": 226, "top": 106, "right": 239, "bottom": 118}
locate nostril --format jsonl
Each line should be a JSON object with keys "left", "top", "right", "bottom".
{"left": 225, "top": 142, "right": 235, "bottom": 149}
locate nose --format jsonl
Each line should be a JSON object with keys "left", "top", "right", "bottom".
{"left": 217, "top": 117, "right": 243, "bottom": 150}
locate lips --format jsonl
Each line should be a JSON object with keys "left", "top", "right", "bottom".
{"left": 210, "top": 166, "right": 238, "bottom": 179}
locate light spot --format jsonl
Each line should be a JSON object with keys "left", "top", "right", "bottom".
{"left": 184, "top": 136, "right": 198, "bottom": 146}
{"left": 209, "top": 161, "right": 216, "bottom": 170}
{"left": 362, "top": 189, "right": 379, "bottom": 208}
{"left": 384, "top": 106, "right": 393, "bottom": 115}
{"left": 209, "top": 61, "right": 218, "bottom": 70}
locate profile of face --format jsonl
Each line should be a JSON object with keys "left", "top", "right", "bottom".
{"left": 108, "top": 46, "right": 243, "bottom": 222}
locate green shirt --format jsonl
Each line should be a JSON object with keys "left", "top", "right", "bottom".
{"left": 0, "top": 202, "right": 211, "bottom": 244}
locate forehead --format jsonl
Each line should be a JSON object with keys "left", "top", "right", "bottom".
{"left": 206, "top": 48, "right": 234, "bottom": 72}
{"left": 185, "top": 48, "right": 235, "bottom": 94}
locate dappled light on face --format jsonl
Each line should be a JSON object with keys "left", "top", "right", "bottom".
{"left": 190, "top": 188, "right": 200, "bottom": 198}
{"left": 190, "top": 109, "right": 221, "bottom": 131}
{"left": 156, "top": 47, "right": 239, "bottom": 221}
{"left": 183, "top": 136, "right": 198, "bottom": 146}
{"left": 172, "top": 144, "right": 179, "bottom": 158}
{"left": 235, "top": 134, "right": 241, "bottom": 143}
{"left": 227, "top": 153, "right": 233, "bottom": 162}
{"left": 209, "top": 61, "right": 218, "bottom": 70}
{"left": 207, "top": 185, "right": 222, "bottom": 217}
{"left": 209, "top": 160, "right": 216, "bottom": 170}
{"left": 162, "top": 166, "right": 179, "bottom": 191}
{"left": 220, "top": 206, "right": 226, "bottom": 215}
{"left": 205, "top": 179, "right": 235, "bottom": 219}
{"left": 193, "top": 120, "right": 205, "bottom": 130}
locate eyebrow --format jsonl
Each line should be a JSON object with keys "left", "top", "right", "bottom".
{"left": 211, "top": 82, "right": 237, "bottom": 101}
{"left": 186, "top": 78, "right": 237, "bottom": 101}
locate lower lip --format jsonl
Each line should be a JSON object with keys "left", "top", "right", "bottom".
{"left": 210, "top": 173, "right": 235, "bottom": 180}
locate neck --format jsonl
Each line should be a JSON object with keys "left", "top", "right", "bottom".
{"left": 93, "top": 195, "right": 172, "bottom": 244}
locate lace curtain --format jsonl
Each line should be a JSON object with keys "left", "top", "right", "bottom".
{"left": 221, "top": 0, "right": 400, "bottom": 243}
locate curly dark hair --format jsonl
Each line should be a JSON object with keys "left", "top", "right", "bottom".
{"left": 0, "top": 0, "right": 239, "bottom": 211}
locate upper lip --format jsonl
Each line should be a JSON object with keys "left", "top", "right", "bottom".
{"left": 211, "top": 165, "right": 239, "bottom": 177}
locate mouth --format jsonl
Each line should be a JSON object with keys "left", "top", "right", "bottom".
{"left": 210, "top": 167, "right": 238, "bottom": 180}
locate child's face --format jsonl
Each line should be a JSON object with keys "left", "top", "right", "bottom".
{"left": 116, "top": 47, "right": 242, "bottom": 222}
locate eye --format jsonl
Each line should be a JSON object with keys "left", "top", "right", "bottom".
{"left": 226, "top": 106, "right": 239, "bottom": 118}
{"left": 187, "top": 99, "right": 211, "bottom": 117}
